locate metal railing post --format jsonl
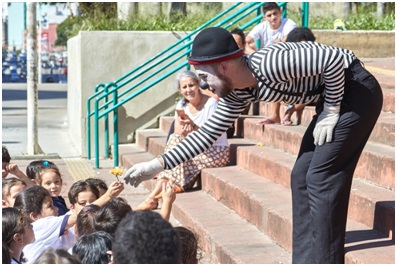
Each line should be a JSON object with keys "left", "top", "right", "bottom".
{"left": 104, "top": 85, "right": 109, "bottom": 158}
{"left": 302, "top": 3, "right": 309, "bottom": 27}
{"left": 113, "top": 89, "right": 119, "bottom": 167}
{"left": 94, "top": 99, "right": 100, "bottom": 168}
{"left": 186, "top": 36, "right": 191, "bottom": 71}
{"left": 255, "top": 3, "right": 262, "bottom": 50}
{"left": 87, "top": 83, "right": 105, "bottom": 160}
{"left": 87, "top": 103, "right": 91, "bottom": 160}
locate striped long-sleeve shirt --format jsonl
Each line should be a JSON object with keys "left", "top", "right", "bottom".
{"left": 161, "top": 41, "right": 357, "bottom": 169}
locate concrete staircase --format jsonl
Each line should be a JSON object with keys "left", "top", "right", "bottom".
{"left": 118, "top": 58, "right": 395, "bottom": 264}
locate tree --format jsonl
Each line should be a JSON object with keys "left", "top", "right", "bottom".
{"left": 55, "top": 16, "right": 81, "bottom": 46}
{"left": 26, "top": 2, "right": 43, "bottom": 155}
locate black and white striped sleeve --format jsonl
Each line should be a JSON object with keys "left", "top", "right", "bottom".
{"left": 161, "top": 91, "right": 251, "bottom": 169}
{"left": 253, "top": 42, "right": 348, "bottom": 107}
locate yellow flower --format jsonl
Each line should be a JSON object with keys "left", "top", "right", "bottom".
{"left": 256, "top": 142, "right": 265, "bottom": 146}
{"left": 110, "top": 168, "right": 123, "bottom": 181}
{"left": 110, "top": 168, "right": 123, "bottom": 175}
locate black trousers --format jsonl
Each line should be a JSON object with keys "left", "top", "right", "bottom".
{"left": 291, "top": 60, "right": 383, "bottom": 264}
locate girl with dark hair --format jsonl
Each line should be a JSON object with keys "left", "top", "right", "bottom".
{"left": 2, "top": 207, "right": 35, "bottom": 264}
{"left": 13, "top": 185, "right": 77, "bottom": 263}
{"left": 29, "top": 161, "right": 69, "bottom": 216}
{"left": 74, "top": 204, "right": 101, "bottom": 239}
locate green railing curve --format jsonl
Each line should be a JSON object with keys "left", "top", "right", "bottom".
{"left": 86, "top": 2, "right": 310, "bottom": 168}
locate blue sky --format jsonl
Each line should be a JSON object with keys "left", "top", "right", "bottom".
{"left": 7, "top": 2, "right": 25, "bottom": 49}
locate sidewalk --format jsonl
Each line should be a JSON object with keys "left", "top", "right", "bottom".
{"left": 1, "top": 83, "right": 153, "bottom": 211}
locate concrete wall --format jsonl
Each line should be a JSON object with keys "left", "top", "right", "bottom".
{"left": 313, "top": 30, "right": 395, "bottom": 58}
{"left": 67, "top": 31, "right": 187, "bottom": 158}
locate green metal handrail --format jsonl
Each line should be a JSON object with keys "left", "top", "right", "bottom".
{"left": 86, "top": 2, "right": 247, "bottom": 165}
{"left": 87, "top": 2, "right": 310, "bottom": 168}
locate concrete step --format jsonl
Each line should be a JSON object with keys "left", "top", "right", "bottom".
{"left": 381, "top": 88, "right": 395, "bottom": 113}
{"left": 133, "top": 124, "right": 395, "bottom": 223}
{"left": 200, "top": 166, "right": 394, "bottom": 264}
{"left": 160, "top": 116, "right": 174, "bottom": 133}
{"left": 171, "top": 190, "right": 291, "bottom": 264}
{"left": 119, "top": 147, "right": 291, "bottom": 264}
{"left": 132, "top": 125, "right": 395, "bottom": 231}
{"left": 136, "top": 128, "right": 167, "bottom": 151}
{"left": 221, "top": 143, "right": 395, "bottom": 238}
{"left": 239, "top": 117, "right": 395, "bottom": 190}
{"left": 258, "top": 98, "right": 394, "bottom": 128}
{"left": 118, "top": 132, "right": 395, "bottom": 264}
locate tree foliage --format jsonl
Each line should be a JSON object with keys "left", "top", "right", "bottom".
{"left": 77, "top": 2, "right": 117, "bottom": 19}
{"left": 55, "top": 16, "right": 82, "bottom": 46}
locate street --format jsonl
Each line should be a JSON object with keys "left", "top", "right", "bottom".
{"left": 2, "top": 83, "right": 79, "bottom": 158}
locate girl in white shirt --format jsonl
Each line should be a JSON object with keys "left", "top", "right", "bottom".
{"left": 136, "top": 70, "right": 229, "bottom": 210}
{"left": 13, "top": 185, "right": 77, "bottom": 264}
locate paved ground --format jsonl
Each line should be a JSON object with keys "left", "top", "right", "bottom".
{"left": 2, "top": 83, "right": 154, "bottom": 210}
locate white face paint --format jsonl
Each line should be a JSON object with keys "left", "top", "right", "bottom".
{"left": 194, "top": 64, "right": 234, "bottom": 101}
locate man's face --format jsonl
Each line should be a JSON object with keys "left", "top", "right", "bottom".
{"left": 194, "top": 64, "right": 234, "bottom": 101}
{"left": 264, "top": 8, "right": 282, "bottom": 29}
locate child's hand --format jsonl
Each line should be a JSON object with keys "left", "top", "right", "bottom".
{"left": 6, "top": 163, "right": 23, "bottom": 175}
{"left": 106, "top": 181, "right": 124, "bottom": 199}
{"left": 162, "top": 182, "right": 176, "bottom": 205}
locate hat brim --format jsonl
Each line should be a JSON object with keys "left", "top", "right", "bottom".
{"left": 188, "top": 48, "right": 244, "bottom": 65}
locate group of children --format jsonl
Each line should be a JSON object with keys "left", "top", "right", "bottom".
{"left": 2, "top": 146, "right": 199, "bottom": 264}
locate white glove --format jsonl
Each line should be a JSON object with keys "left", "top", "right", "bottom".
{"left": 122, "top": 158, "right": 163, "bottom": 187}
{"left": 313, "top": 104, "right": 340, "bottom": 146}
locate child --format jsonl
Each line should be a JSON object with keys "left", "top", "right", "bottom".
{"left": 2, "top": 207, "right": 35, "bottom": 264}
{"left": 2, "top": 242, "right": 12, "bottom": 264}
{"left": 2, "top": 146, "right": 32, "bottom": 186}
{"left": 25, "top": 160, "right": 56, "bottom": 183}
{"left": 174, "top": 226, "right": 199, "bottom": 264}
{"left": 33, "top": 161, "right": 69, "bottom": 216}
{"left": 113, "top": 211, "right": 180, "bottom": 264}
{"left": 86, "top": 178, "right": 108, "bottom": 197}
{"left": 68, "top": 179, "right": 124, "bottom": 214}
{"left": 13, "top": 185, "right": 78, "bottom": 263}
{"left": 93, "top": 197, "right": 133, "bottom": 237}
{"left": 33, "top": 248, "right": 81, "bottom": 264}
{"left": 72, "top": 231, "right": 113, "bottom": 264}
{"left": 2, "top": 178, "right": 27, "bottom": 208}
{"left": 75, "top": 204, "right": 101, "bottom": 239}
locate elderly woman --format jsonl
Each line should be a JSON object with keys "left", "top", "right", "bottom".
{"left": 136, "top": 70, "right": 230, "bottom": 210}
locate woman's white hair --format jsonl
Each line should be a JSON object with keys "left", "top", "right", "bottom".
{"left": 176, "top": 70, "right": 200, "bottom": 89}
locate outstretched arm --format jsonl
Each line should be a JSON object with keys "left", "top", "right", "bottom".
{"left": 122, "top": 91, "right": 252, "bottom": 187}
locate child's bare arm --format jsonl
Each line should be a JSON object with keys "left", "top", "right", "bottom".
{"left": 92, "top": 181, "right": 124, "bottom": 207}
{"left": 160, "top": 182, "right": 176, "bottom": 221}
{"left": 6, "top": 163, "right": 34, "bottom": 187}
{"left": 65, "top": 211, "right": 77, "bottom": 230}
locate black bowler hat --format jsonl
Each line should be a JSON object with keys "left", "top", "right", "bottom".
{"left": 188, "top": 27, "right": 244, "bottom": 65}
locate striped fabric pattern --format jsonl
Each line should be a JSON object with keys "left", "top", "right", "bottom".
{"left": 162, "top": 41, "right": 356, "bottom": 169}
